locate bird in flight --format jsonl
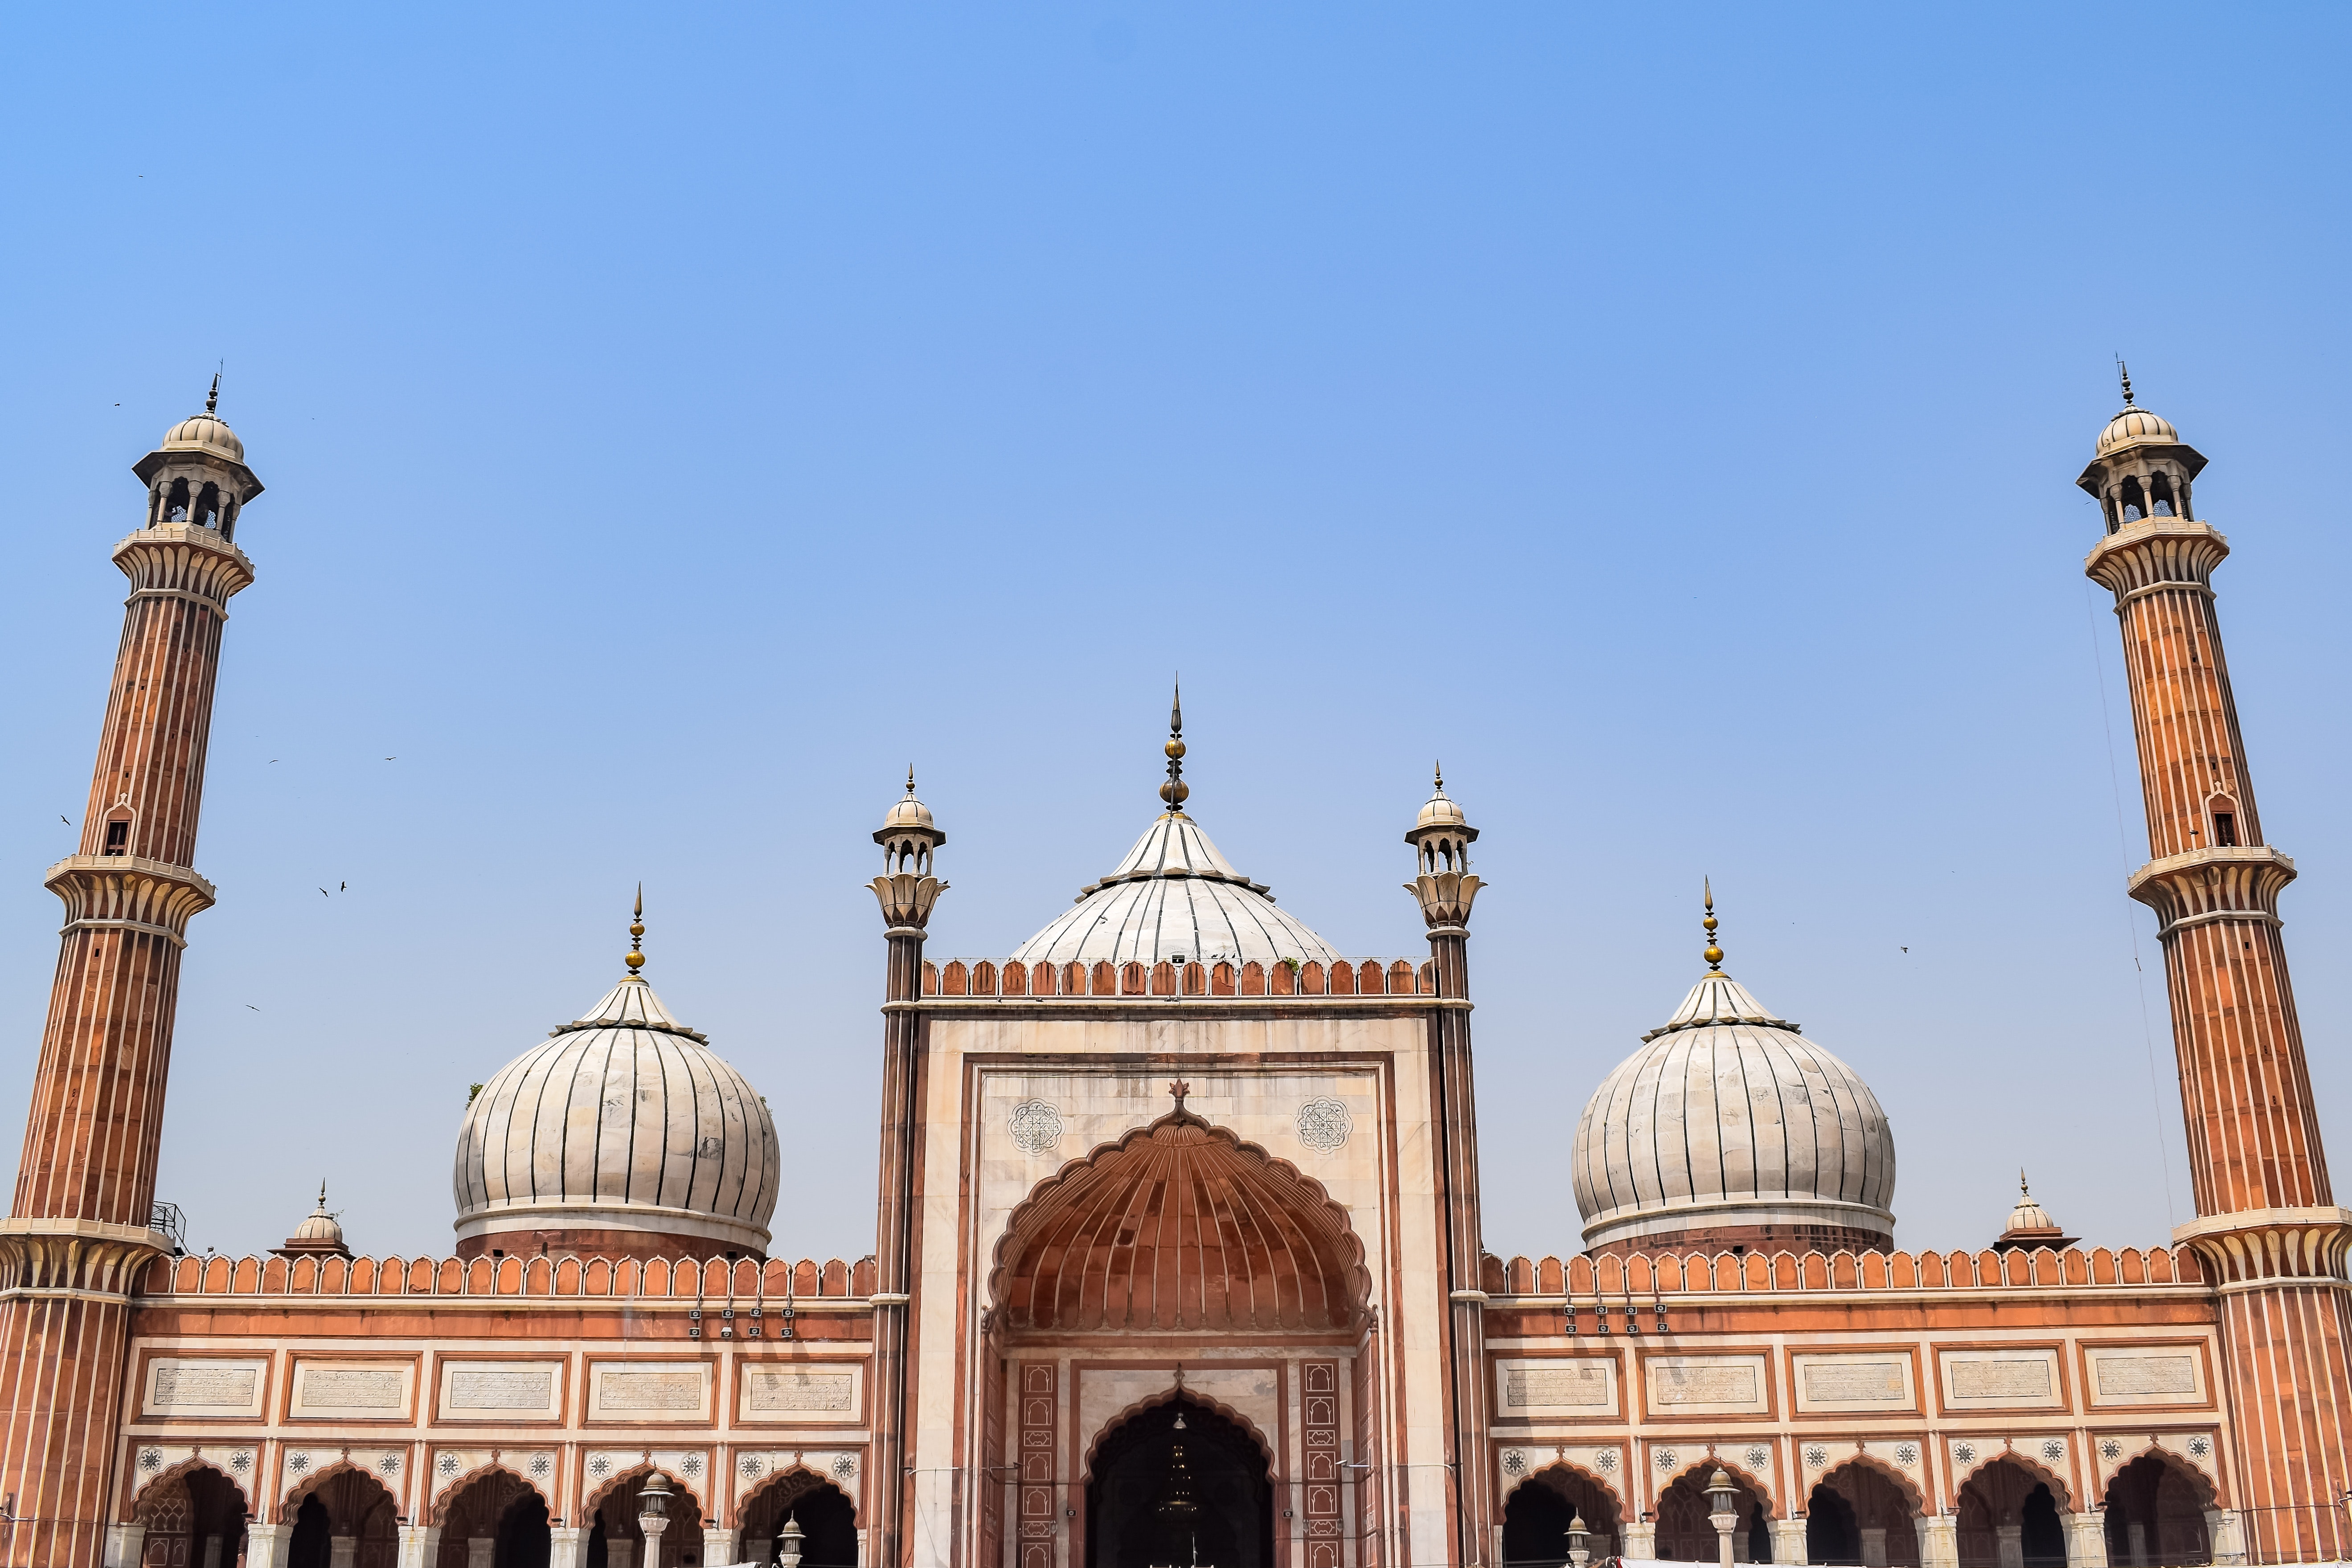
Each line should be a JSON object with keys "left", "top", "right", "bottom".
{"left": 340, "top": 881, "right": 347, "bottom": 891}
{"left": 318, "top": 888, "right": 330, "bottom": 898}
{"left": 58, "top": 815, "right": 69, "bottom": 825}
{"left": 246, "top": 1005, "right": 259, "bottom": 1011}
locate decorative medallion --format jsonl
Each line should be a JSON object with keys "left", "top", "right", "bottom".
{"left": 1654, "top": 1448, "right": 1678, "bottom": 1472}
{"left": 741, "top": 1454, "right": 765, "bottom": 1478}
{"left": 528, "top": 1454, "right": 551, "bottom": 1478}
{"left": 1008, "top": 1101, "right": 1063, "bottom": 1157}
{"left": 230, "top": 1450, "right": 254, "bottom": 1476}
{"left": 1953, "top": 1443, "right": 1976, "bottom": 1466}
{"left": 1296, "top": 1098, "right": 1352, "bottom": 1153}
{"left": 587, "top": 1454, "right": 612, "bottom": 1479}
{"left": 291, "top": 1451, "right": 316, "bottom": 1476}
{"left": 1595, "top": 1450, "right": 1619, "bottom": 1473}
{"left": 680, "top": 1454, "right": 703, "bottom": 1479}
{"left": 377, "top": 1454, "right": 401, "bottom": 1477}
{"left": 1894, "top": 1444, "right": 1919, "bottom": 1469}
{"left": 436, "top": 1454, "right": 459, "bottom": 1478}
{"left": 2100, "top": 1439, "right": 2123, "bottom": 1462}
{"left": 2041, "top": 1439, "right": 2065, "bottom": 1463}
{"left": 138, "top": 1448, "right": 164, "bottom": 1474}
{"left": 2188, "top": 1436, "right": 2211, "bottom": 1459}
{"left": 1502, "top": 1450, "right": 1528, "bottom": 1478}
{"left": 831, "top": 1454, "right": 857, "bottom": 1482}
{"left": 1744, "top": 1446, "right": 1772, "bottom": 1472}
{"left": 1804, "top": 1445, "right": 1829, "bottom": 1470}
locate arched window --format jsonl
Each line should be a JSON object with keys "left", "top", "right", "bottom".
{"left": 2149, "top": 472, "right": 2177, "bottom": 516}
{"left": 2120, "top": 477, "right": 2147, "bottom": 522}
{"left": 166, "top": 478, "right": 191, "bottom": 523}
{"left": 2209, "top": 795, "right": 2240, "bottom": 848}
{"left": 102, "top": 809, "right": 131, "bottom": 857}
{"left": 195, "top": 482, "right": 221, "bottom": 529}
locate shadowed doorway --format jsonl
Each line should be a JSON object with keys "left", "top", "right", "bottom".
{"left": 1086, "top": 1398, "right": 1272, "bottom": 1568}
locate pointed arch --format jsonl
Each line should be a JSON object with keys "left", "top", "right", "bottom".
{"left": 1818, "top": 1452, "right": 1928, "bottom": 1516}
{"left": 1663, "top": 1452, "right": 1777, "bottom": 1510}
{"left": 581, "top": 1460, "right": 707, "bottom": 1520}
{"left": 429, "top": 1461, "right": 552, "bottom": 1527}
{"left": 738, "top": 1464, "right": 860, "bottom": 1523}
{"left": 131, "top": 1457, "right": 250, "bottom": 1523}
{"left": 1952, "top": 1445, "right": 2074, "bottom": 1510}
{"left": 1504, "top": 1457, "right": 1625, "bottom": 1512}
{"left": 283, "top": 1458, "right": 399, "bottom": 1524}
{"left": 989, "top": 1104, "right": 1369, "bottom": 1334}
{"left": 2108, "top": 1442, "right": 2217, "bottom": 1509}
{"left": 1079, "top": 1386, "right": 1278, "bottom": 1483}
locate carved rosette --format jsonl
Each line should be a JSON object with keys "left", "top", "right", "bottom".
{"left": 0, "top": 1218, "right": 171, "bottom": 1300}
{"left": 2084, "top": 519, "right": 2230, "bottom": 598}
{"left": 1406, "top": 869, "right": 1483, "bottom": 929}
{"left": 869, "top": 872, "right": 947, "bottom": 930}
{"left": 45, "top": 855, "right": 218, "bottom": 946}
{"left": 111, "top": 524, "right": 255, "bottom": 611}
{"left": 2126, "top": 845, "right": 2295, "bottom": 937}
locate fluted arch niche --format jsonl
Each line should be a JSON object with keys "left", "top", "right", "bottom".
{"left": 989, "top": 1105, "right": 1369, "bottom": 1334}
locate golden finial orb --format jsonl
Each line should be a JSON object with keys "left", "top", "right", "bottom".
{"left": 625, "top": 883, "right": 647, "bottom": 974}
{"left": 1701, "top": 878, "right": 1725, "bottom": 971}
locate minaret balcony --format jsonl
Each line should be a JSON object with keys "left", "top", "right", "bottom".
{"left": 44, "top": 854, "right": 218, "bottom": 946}
{"left": 2084, "top": 517, "right": 2230, "bottom": 597}
{"left": 2126, "top": 843, "right": 2295, "bottom": 935}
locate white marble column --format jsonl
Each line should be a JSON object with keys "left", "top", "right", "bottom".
{"left": 103, "top": 1523, "right": 147, "bottom": 1568}
{"left": 394, "top": 1525, "right": 443, "bottom": 1568}
{"left": 641, "top": 1515, "right": 670, "bottom": 1568}
{"left": 467, "top": 1537, "right": 495, "bottom": 1568}
{"left": 1996, "top": 1522, "right": 2024, "bottom": 1568}
{"left": 1623, "top": 1522, "right": 1658, "bottom": 1560}
{"left": 549, "top": 1526, "right": 589, "bottom": 1568}
{"left": 1767, "top": 1517, "right": 1807, "bottom": 1565}
{"left": 1918, "top": 1514, "right": 1958, "bottom": 1568}
{"left": 2125, "top": 1520, "right": 2146, "bottom": 1567}
{"left": 703, "top": 1527, "right": 740, "bottom": 1566}
{"left": 2206, "top": 1508, "right": 2246, "bottom": 1566}
{"left": 608, "top": 1539, "right": 639, "bottom": 1568}
{"left": 2061, "top": 1511, "right": 2110, "bottom": 1568}
{"left": 245, "top": 1524, "right": 295, "bottom": 1568}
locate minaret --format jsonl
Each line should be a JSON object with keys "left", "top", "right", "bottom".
{"left": 0, "top": 385, "right": 259, "bottom": 1568}
{"left": 2080, "top": 369, "right": 2352, "bottom": 1559}
{"left": 1405, "top": 767, "right": 1492, "bottom": 1565}
{"left": 867, "top": 770, "right": 944, "bottom": 1568}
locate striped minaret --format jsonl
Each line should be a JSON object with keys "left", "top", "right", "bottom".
{"left": 2080, "top": 368, "right": 2352, "bottom": 1560}
{"left": 0, "top": 385, "right": 259, "bottom": 1568}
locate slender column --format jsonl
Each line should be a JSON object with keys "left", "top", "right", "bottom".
{"left": 867, "top": 780, "right": 943, "bottom": 1568}
{"left": 2083, "top": 418, "right": 2352, "bottom": 1563}
{"left": 1405, "top": 774, "right": 1488, "bottom": 1565}
{"left": 0, "top": 410, "right": 255, "bottom": 1566}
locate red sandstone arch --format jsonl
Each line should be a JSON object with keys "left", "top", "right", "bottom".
{"left": 429, "top": 1462, "right": 552, "bottom": 1526}
{"left": 1817, "top": 1452, "right": 1928, "bottom": 1517}
{"left": 989, "top": 1104, "right": 1370, "bottom": 1333}
{"left": 131, "top": 1457, "right": 250, "bottom": 1523}
{"left": 1662, "top": 1453, "right": 1777, "bottom": 1511}
{"left": 582, "top": 1460, "right": 708, "bottom": 1519}
{"left": 1953, "top": 1446, "right": 2074, "bottom": 1511}
{"left": 283, "top": 1459, "right": 400, "bottom": 1525}
{"left": 2110, "top": 1443, "right": 2218, "bottom": 1509}
{"left": 738, "top": 1464, "right": 860, "bottom": 1524}
{"left": 1080, "top": 1387, "right": 1279, "bottom": 1483}
{"left": 1504, "top": 1458, "right": 1626, "bottom": 1515}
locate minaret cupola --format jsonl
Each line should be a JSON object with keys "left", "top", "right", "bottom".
{"left": 2077, "top": 361, "right": 2206, "bottom": 534}
{"left": 131, "top": 376, "right": 264, "bottom": 541}
{"left": 1405, "top": 764, "right": 1483, "bottom": 930}
{"left": 871, "top": 768, "right": 947, "bottom": 930}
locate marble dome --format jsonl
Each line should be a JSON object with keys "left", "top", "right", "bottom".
{"left": 1571, "top": 969, "right": 1896, "bottom": 1252}
{"left": 1012, "top": 811, "right": 1341, "bottom": 969}
{"left": 2096, "top": 404, "right": 2180, "bottom": 457}
{"left": 160, "top": 409, "right": 246, "bottom": 463}
{"left": 452, "top": 972, "right": 779, "bottom": 1256}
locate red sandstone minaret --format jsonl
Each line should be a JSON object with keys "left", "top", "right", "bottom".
{"left": 2081, "top": 368, "right": 2352, "bottom": 1560}
{"left": 1405, "top": 768, "right": 1493, "bottom": 1566}
{"left": 0, "top": 385, "right": 259, "bottom": 1568}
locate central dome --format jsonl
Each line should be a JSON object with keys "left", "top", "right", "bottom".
{"left": 452, "top": 972, "right": 779, "bottom": 1259}
{"left": 1012, "top": 811, "right": 1341, "bottom": 968}
{"left": 1571, "top": 969, "right": 1896, "bottom": 1255}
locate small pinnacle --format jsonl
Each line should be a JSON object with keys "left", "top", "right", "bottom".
{"left": 626, "top": 884, "right": 647, "bottom": 975}
{"left": 1159, "top": 677, "right": 1190, "bottom": 812}
{"left": 2019, "top": 1168, "right": 2031, "bottom": 1197}
{"left": 1434, "top": 759, "right": 1444, "bottom": 793}
{"left": 906, "top": 765, "right": 917, "bottom": 796}
{"left": 2118, "top": 357, "right": 2135, "bottom": 407}
{"left": 205, "top": 373, "right": 219, "bottom": 415}
{"left": 1701, "top": 878, "right": 1725, "bottom": 972}
{"left": 1168, "top": 1078, "right": 1191, "bottom": 1109}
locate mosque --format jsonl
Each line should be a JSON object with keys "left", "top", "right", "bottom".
{"left": 0, "top": 378, "right": 2344, "bottom": 1568}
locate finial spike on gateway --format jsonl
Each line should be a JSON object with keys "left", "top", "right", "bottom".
{"left": 1702, "top": 879, "right": 1725, "bottom": 973}
{"left": 626, "top": 884, "right": 647, "bottom": 975}
{"left": 206, "top": 372, "right": 220, "bottom": 416}
{"left": 1159, "top": 677, "right": 1190, "bottom": 813}
{"left": 2118, "top": 356, "right": 2135, "bottom": 407}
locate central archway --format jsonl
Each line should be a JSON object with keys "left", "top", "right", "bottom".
{"left": 1086, "top": 1396, "right": 1273, "bottom": 1568}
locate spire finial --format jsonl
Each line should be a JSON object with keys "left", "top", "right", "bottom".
{"left": 906, "top": 764, "right": 917, "bottom": 797}
{"left": 1159, "top": 677, "right": 1190, "bottom": 813}
{"left": 205, "top": 373, "right": 220, "bottom": 416}
{"left": 625, "top": 883, "right": 646, "bottom": 975}
{"left": 2118, "top": 357, "right": 2134, "bottom": 407}
{"left": 1701, "top": 878, "right": 1725, "bottom": 972}
{"left": 1434, "top": 759, "right": 1445, "bottom": 794}
{"left": 2019, "top": 1167, "right": 2031, "bottom": 1197}
{"left": 316, "top": 1180, "right": 328, "bottom": 1210}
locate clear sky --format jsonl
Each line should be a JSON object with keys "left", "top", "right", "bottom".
{"left": 3, "top": 7, "right": 2348, "bottom": 1265}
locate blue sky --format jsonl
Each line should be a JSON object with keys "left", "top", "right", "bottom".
{"left": 2, "top": 7, "right": 2348, "bottom": 1263}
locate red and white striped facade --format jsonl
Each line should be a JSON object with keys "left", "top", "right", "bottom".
{"left": 5, "top": 389, "right": 2348, "bottom": 1568}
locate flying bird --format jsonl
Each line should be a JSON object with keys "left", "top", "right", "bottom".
{"left": 246, "top": 1005, "right": 259, "bottom": 1011}
{"left": 384, "top": 757, "right": 396, "bottom": 761}
{"left": 1901, "top": 946, "right": 1909, "bottom": 954}
{"left": 59, "top": 815, "right": 69, "bottom": 825}
{"left": 318, "top": 888, "right": 330, "bottom": 898}
{"left": 340, "top": 881, "right": 346, "bottom": 891}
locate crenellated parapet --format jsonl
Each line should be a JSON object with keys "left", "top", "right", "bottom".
{"left": 110, "top": 524, "right": 254, "bottom": 614}
{"left": 2127, "top": 843, "right": 2296, "bottom": 938}
{"left": 922, "top": 954, "right": 1436, "bottom": 998}
{"left": 45, "top": 855, "right": 217, "bottom": 947}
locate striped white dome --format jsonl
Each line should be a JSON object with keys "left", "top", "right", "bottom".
{"left": 452, "top": 974, "right": 779, "bottom": 1254}
{"left": 1571, "top": 971, "right": 1896, "bottom": 1251}
{"left": 1012, "top": 812, "right": 1341, "bottom": 969}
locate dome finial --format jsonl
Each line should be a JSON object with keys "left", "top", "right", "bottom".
{"left": 205, "top": 372, "right": 220, "bottom": 416}
{"left": 906, "top": 764, "right": 916, "bottom": 797}
{"left": 2117, "top": 356, "right": 2134, "bottom": 407}
{"left": 1158, "top": 676, "right": 1190, "bottom": 813}
{"left": 625, "top": 883, "right": 646, "bottom": 976}
{"left": 1702, "top": 878, "right": 1725, "bottom": 972}
{"left": 1434, "top": 759, "right": 1443, "bottom": 793}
